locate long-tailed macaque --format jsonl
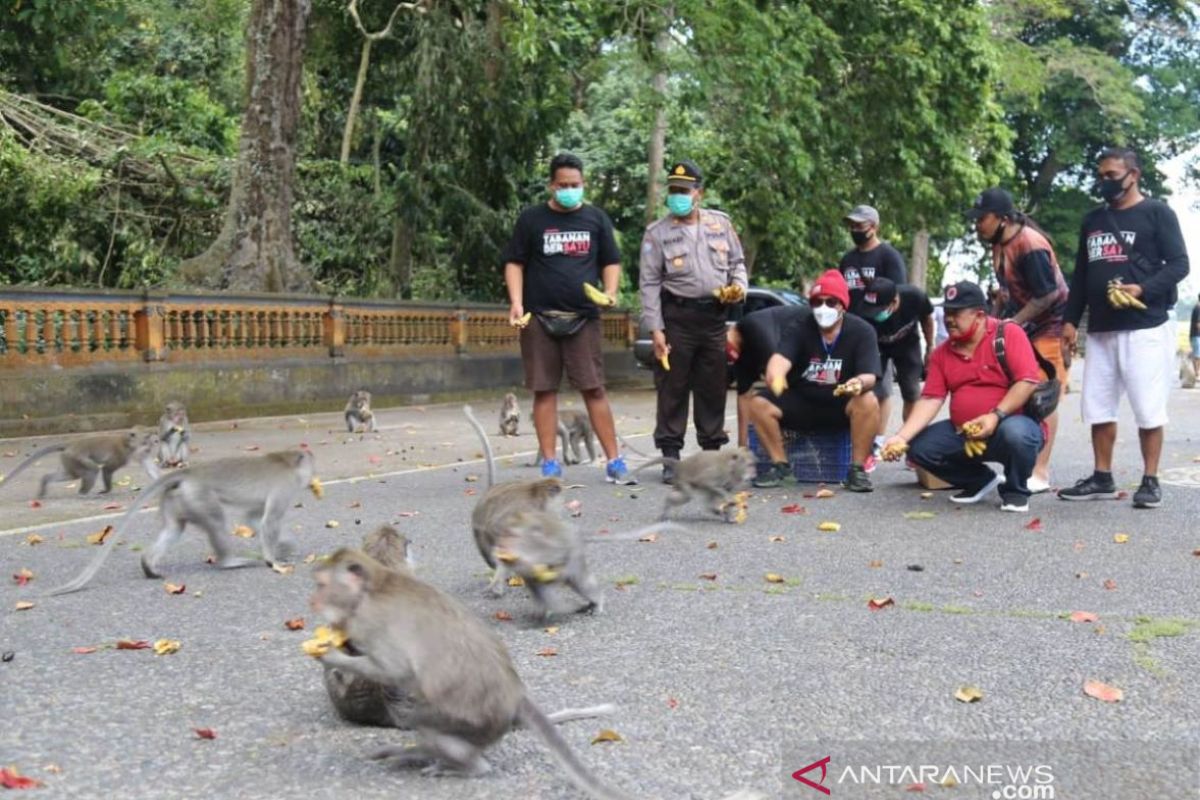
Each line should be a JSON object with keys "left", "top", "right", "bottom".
{"left": 157, "top": 402, "right": 191, "bottom": 467}
{"left": 0, "top": 431, "right": 159, "bottom": 499}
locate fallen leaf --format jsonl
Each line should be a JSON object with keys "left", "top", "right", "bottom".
{"left": 163, "top": 582, "right": 186, "bottom": 595}
{"left": 464, "top": 474, "right": 479, "bottom": 483}
{"left": 867, "top": 597, "right": 894, "bottom": 611}
{"left": 194, "top": 728, "right": 217, "bottom": 740}
{"left": 24, "top": 534, "right": 43, "bottom": 546}
{"left": 348, "top": 501, "right": 361, "bottom": 509}
{"left": 507, "top": 575, "right": 526, "bottom": 587}
{"left": 666, "top": 697, "right": 679, "bottom": 710}
{"left": 13, "top": 568, "right": 34, "bottom": 586}
{"left": 1113, "top": 533, "right": 1130, "bottom": 544}
{"left": 565, "top": 499, "right": 583, "bottom": 517}
{"left": 536, "top": 647, "right": 558, "bottom": 657}
{"left": 1193, "top": 549, "right": 1200, "bottom": 557}
{"left": 494, "top": 611, "right": 513, "bottom": 622}
{"left": 232, "top": 525, "right": 255, "bottom": 538}
{"left": 1073, "top": 540, "right": 1087, "bottom": 552}
{"left": 905, "top": 783, "right": 926, "bottom": 792}
{"left": 699, "top": 573, "right": 718, "bottom": 581}
{"left": 919, "top": 492, "right": 934, "bottom": 500}
{"left": 116, "top": 640, "right": 151, "bottom": 650}
{"left": 706, "top": 541, "right": 719, "bottom": 549}
{"left": 954, "top": 685, "right": 984, "bottom": 703}
{"left": 868, "top": 559, "right": 883, "bottom": 568}
{"left": 368, "top": 455, "right": 383, "bottom": 464}
{"left": 591, "top": 729, "right": 624, "bottom": 744}
{"left": 284, "top": 618, "right": 305, "bottom": 631}
{"left": 102, "top": 503, "right": 122, "bottom": 511}
{"left": 780, "top": 504, "right": 806, "bottom": 514}
{"left": 243, "top": 445, "right": 260, "bottom": 451}
{"left": 1116, "top": 491, "right": 1128, "bottom": 499}
{"left": 1083, "top": 679, "right": 1123, "bottom": 703}
{"left": 815, "top": 488, "right": 835, "bottom": 499}
{"left": 325, "top": 520, "right": 340, "bottom": 529}
{"left": 638, "top": 532, "right": 658, "bottom": 543}
{"left": 271, "top": 563, "right": 295, "bottom": 576}
{"left": 72, "top": 646, "right": 98, "bottom": 655}
{"left": 817, "top": 521, "right": 841, "bottom": 532}
{"left": 1024, "top": 518, "right": 1043, "bottom": 531}
{"left": 544, "top": 626, "right": 560, "bottom": 635}
{"left": 1103, "top": 579, "right": 1117, "bottom": 591}
{"left": 14, "top": 601, "right": 35, "bottom": 611}
{"left": 0, "top": 767, "right": 43, "bottom": 789}
{"left": 764, "top": 573, "right": 785, "bottom": 583}
{"left": 769, "top": 535, "right": 786, "bottom": 543}
{"left": 86, "top": 525, "right": 114, "bottom": 545}
{"left": 1069, "top": 611, "right": 1098, "bottom": 623}
{"left": 903, "top": 511, "right": 936, "bottom": 520}
{"left": 28, "top": 500, "right": 41, "bottom": 509}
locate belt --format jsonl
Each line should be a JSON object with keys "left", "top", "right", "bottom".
{"left": 662, "top": 291, "right": 723, "bottom": 311}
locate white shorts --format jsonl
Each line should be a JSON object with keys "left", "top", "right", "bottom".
{"left": 1082, "top": 321, "right": 1175, "bottom": 429}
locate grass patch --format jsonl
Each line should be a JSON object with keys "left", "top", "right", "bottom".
{"left": 613, "top": 575, "right": 639, "bottom": 587}
{"left": 1128, "top": 617, "right": 1194, "bottom": 643}
{"left": 902, "top": 601, "right": 936, "bottom": 612}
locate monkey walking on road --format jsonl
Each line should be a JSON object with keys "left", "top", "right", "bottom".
{"left": 0, "top": 431, "right": 159, "bottom": 499}
{"left": 47, "top": 449, "right": 319, "bottom": 595}
{"left": 532, "top": 410, "right": 597, "bottom": 466}
{"left": 310, "top": 549, "right": 763, "bottom": 800}
{"left": 157, "top": 402, "right": 192, "bottom": 467}
{"left": 632, "top": 449, "right": 756, "bottom": 522}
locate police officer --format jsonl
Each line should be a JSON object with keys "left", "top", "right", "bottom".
{"left": 640, "top": 160, "right": 748, "bottom": 483}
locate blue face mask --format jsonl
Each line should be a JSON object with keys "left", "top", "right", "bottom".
{"left": 666, "top": 193, "right": 694, "bottom": 217}
{"left": 554, "top": 187, "right": 584, "bottom": 209}
{"left": 874, "top": 308, "right": 894, "bottom": 322}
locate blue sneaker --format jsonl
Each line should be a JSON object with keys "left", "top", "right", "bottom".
{"left": 540, "top": 458, "right": 563, "bottom": 479}
{"left": 605, "top": 456, "right": 637, "bottom": 485}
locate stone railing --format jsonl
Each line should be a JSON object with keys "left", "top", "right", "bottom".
{"left": 0, "top": 286, "right": 635, "bottom": 369}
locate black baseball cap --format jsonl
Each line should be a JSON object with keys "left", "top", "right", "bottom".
{"left": 666, "top": 160, "right": 703, "bottom": 188}
{"left": 942, "top": 281, "right": 987, "bottom": 310}
{"left": 859, "top": 277, "right": 897, "bottom": 314}
{"left": 965, "top": 187, "right": 1015, "bottom": 220}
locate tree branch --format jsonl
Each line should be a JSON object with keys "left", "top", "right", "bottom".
{"left": 347, "top": 0, "right": 425, "bottom": 42}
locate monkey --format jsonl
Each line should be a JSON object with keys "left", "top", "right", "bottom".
{"left": 309, "top": 549, "right": 763, "bottom": 800}
{"left": 0, "top": 430, "right": 160, "bottom": 499}
{"left": 498, "top": 392, "right": 520, "bottom": 437}
{"left": 46, "top": 449, "right": 317, "bottom": 596}
{"left": 633, "top": 448, "right": 757, "bottom": 522}
{"left": 464, "top": 406, "right": 563, "bottom": 597}
{"left": 156, "top": 401, "right": 191, "bottom": 467}
{"left": 344, "top": 390, "right": 377, "bottom": 433}
{"left": 531, "top": 410, "right": 597, "bottom": 466}
{"left": 323, "top": 527, "right": 615, "bottom": 726}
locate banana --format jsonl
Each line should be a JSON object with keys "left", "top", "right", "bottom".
{"left": 659, "top": 353, "right": 671, "bottom": 371}
{"left": 511, "top": 312, "right": 532, "bottom": 328}
{"left": 962, "top": 439, "right": 988, "bottom": 458}
{"left": 881, "top": 442, "right": 909, "bottom": 461}
{"left": 770, "top": 375, "right": 788, "bottom": 396}
{"left": 833, "top": 379, "right": 862, "bottom": 397}
{"left": 582, "top": 283, "right": 616, "bottom": 307}
{"left": 1118, "top": 290, "right": 1147, "bottom": 310}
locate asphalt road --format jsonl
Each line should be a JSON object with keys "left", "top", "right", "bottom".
{"left": 2, "top": 377, "right": 1199, "bottom": 798}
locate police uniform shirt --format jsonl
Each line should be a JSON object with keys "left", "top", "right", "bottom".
{"left": 639, "top": 208, "right": 749, "bottom": 332}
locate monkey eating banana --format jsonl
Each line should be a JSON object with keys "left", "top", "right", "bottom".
{"left": 344, "top": 390, "right": 377, "bottom": 433}
{"left": 0, "top": 430, "right": 159, "bottom": 499}
{"left": 46, "top": 449, "right": 320, "bottom": 595}
{"left": 156, "top": 402, "right": 192, "bottom": 468}
{"left": 308, "top": 548, "right": 763, "bottom": 800}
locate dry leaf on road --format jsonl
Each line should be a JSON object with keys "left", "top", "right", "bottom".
{"left": 86, "top": 525, "right": 114, "bottom": 545}
{"left": 193, "top": 728, "right": 217, "bottom": 740}
{"left": 24, "top": 534, "right": 43, "bottom": 546}
{"left": 1024, "top": 518, "right": 1043, "bottom": 531}
{"left": 1069, "top": 611, "right": 1098, "bottom": 623}
{"left": 232, "top": 525, "right": 255, "bottom": 538}
{"left": 284, "top": 618, "right": 305, "bottom": 631}
{"left": 780, "top": 504, "right": 806, "bottom": 514}
{"left": 1083, "top": 679, "right": 1123, "bottom": 703}
{"left": 13, "top": 568, "right": 34, "bottom": 586}
{"left": 1113, "top": 533, "right": 1130, "bottom": 544}
{"left": 116, "top": 640, "right": 151, "bottom": 650}
{"left": 164, "top": 582, "right": 186, "bottom": 595}
{"left": 14, "top": 601, "right": 35, "bottom": 611}
{"left": 815, "top": 489, "right": 835, "bottom": 499}
{"left": 867, "top": 597, "right": 894, "bottom": 611}
{"left": 536, "top": 647, "right": 558, "bottom": 657}
{"left": 954, "top": 685, "right": 983, "bottom": 703}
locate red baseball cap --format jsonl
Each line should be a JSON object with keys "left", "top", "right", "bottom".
{"left": 809, "top": 269, "right": 850, "bottom": 309}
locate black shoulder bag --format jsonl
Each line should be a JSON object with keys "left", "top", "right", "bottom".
{"left": 1102, "top": 208, "right": 1176, "bottom": 308}
{"left": 994, "top": 321, "right": 1060, "bottom": 422}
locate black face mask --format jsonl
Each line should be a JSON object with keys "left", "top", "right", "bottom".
{"left": 850, "top": 229, "right": 873, "bottom": 246}
{"left": 1099, "top": 172, "right": 1131, "bottom": 203}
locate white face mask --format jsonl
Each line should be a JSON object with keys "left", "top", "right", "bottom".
{"left": 813, "top": 305, "right": 841, "bottom": 329}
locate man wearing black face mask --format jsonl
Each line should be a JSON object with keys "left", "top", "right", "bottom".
{"left": 838, "top": 205, "right": 908, "bottom": 311}
{"left": 1060, "top": 147, "right": 1190, "bottom": 509}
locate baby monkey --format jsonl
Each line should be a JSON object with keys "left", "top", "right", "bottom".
{"left": 344, "top": 390, "right": 377, "bottom": 433}
{"left": 498, "top": 392, "right": 520, "bottom": 436}
{"left": 532, "top": 410, "right": 597, "bottom": 466}
{"left": 157, "top": 401, "right": 191, "bottom": 467}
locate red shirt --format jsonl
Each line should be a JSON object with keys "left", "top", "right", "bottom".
{"left": 923, "top": 317, "right": 1041, "bottom": 428}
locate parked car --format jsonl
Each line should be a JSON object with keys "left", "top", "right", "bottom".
{"left": 633, "top": 286, "right": 809, "bottom": 370}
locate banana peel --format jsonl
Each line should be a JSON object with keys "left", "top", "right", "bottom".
{"left": 712, "top": 284, "right": 746, "bottom": 304}
{"left": 511, "top": 312, "right": 533, "bottom": 328}
{"left": 582, "top": 283, "right": 616, "bottom": 307}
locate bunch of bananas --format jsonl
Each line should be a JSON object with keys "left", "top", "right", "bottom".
{"left": 880, "top": 441, "right": 909, "bottom": 461}
{"left": 961, "top": 421, "right": 988, "bottom": 457}
{"left": 1107, "top": 278, "right": 1147, "bottom": 310}
{"left": 582, "top": 283, "right": 617, "bottom": 307}
{"left": 832, "top": 378, "right": 863, "bottom": 397}
{"left": 511, "top": 312, "right": 532, "bottom": 328}
{"left": 712, "top": 284, "right": 746, "bottom": 304}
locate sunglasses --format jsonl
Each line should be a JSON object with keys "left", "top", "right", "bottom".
{"left": 811, "top": 298, "right": 843, "bottom": 309}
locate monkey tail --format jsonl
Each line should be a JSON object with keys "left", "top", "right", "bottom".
{"left": 627, "top": 456, "right": 677, "bottom": 478}
{"left": 45, "top": 471, "right": 186, "bottom": 596}
{"left": 462, "top": 405, "right": 496, "bottom": 488}
{"left": 586, "top": 522, "right": 693, "bottom": 543}
{"left": 616, "top": 434, "right": 653, "bottom": 460}
{"left": 0, "top": 444, "right": 66, "bottom": 494}
{"left": 517, "top": 696, "right": 637, "bottom": 800}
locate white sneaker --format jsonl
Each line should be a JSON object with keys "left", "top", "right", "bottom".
{"left": 949, "top": 473, "right": 1004, "bottom": 505}
{"left": 1027, "top": 475, "right": 1051, "bottom": 494}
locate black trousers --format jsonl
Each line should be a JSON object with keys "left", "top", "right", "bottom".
{"left": 654, "top": 301, "right": 730, "bottom": 453}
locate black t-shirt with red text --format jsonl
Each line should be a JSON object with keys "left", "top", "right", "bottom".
{"left": 501, "top": 203, "right": 621, "bottom": 317}
{"left": 776, "top": 314, "right": 882, "bottom": 402}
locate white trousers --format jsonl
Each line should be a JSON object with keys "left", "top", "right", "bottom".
{"left": 1081, "top": 321, "right": 1175, "bottom": 429}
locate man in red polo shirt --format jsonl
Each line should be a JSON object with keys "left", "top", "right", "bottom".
{"left": 881, "top": 281, "right": 1044, "bottom": 512}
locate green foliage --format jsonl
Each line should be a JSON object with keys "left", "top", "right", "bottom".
{"left": 79, "top": 71, "right": 238, "bottom": 153}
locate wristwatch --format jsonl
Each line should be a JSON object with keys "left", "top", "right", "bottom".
{"left": 991, "top": 407, "right": 1008, "bottom": 423}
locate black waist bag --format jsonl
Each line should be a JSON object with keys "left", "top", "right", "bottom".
{"left": 994, "top": 321, "right": 1060, "bottom": 422}
{"left": 536, "top": 311, "right": 588, "bottom": 338}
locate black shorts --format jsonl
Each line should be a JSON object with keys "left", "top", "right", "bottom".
{"left": 873, "top": 337, "right": 922, "bottom": 403}
{"left": 757, "top": 388, "right": 850, "bottom": 430}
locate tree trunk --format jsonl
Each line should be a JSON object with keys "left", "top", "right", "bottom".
{"left": 340, "top": 36, "right": 372, "bottom": 166}
{"left": 1028, "top": 150, "right": 1061, "bottom": 213}
{"left": 910, "top": 227, "right": 930, "bottom": 291}
{"left": 179, "top": 0, "right": 312, "bottom": 292}
{"left": 389, "top": 212, "right": 415, "bottom": 299}
{"left": 645, "top": 24, "right": 670, "bottom": 223}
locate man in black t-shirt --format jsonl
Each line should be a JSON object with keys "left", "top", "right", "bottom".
{"left": 1190, "top": 292, "right": 1200, "bottom": 376}
{"left": 727, "top": 304, "right": 811, "bottom": 447}
{"left": 749, "top": 270, "right": 882, "bottom": 492}
{"left": 858, "top": 277, "right": 934, "bottom": 430}
{"left": 502, "top": 152, "right": 634, "bottom": 484}
{"left": 1059, "top": 147, "right": 1190, "bottom": 509}
{"left": 839, "top": 204, "right": 908, "bottom": 310}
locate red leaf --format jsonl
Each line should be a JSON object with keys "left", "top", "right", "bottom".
{"left": 666, "top": 697, "right": 679, "bottom": 710}
{"left": 1116, "top": 491, "right": 1128, "bottom": 499}
{"left": 116, "top": 639, "right": 151, "bottom": 650}
{"left": 368, "top": 455, "right": 383, "bottom": 464}
{"left": 193, "top": 728, "right": 217, "bottom": 740}
{"left": 102, "top": 503, "right": 122, "bottom": 511}
{"left": 867, "top": 597, "right": 895, "bottom": 611}
{"left": 0, "top": 768, "right": 43, "bottom": 789}
{"left": 1083, "top": 679, "right": 1124, "bottom": 703}
{"left": 72, "top": 646, "right": 98, "bottom": 655}
{"left": 493, "top": 611, "right": 513, "bottom": 622}
{"left": 536, "top": 647, "right": 558, "bottom": 657}
{"left": 13, "top": 568, "right": 33, "bottom": 586}
{"left": 905, "top": 783, "right": 926, "bottom": 792}
{"left": 1103, "top": 579, "right": 1118, "bottom": 591}
{"left": 1069, "top": 611, "right": 1098, "bottom": 624}
{"left": 283, "top": 618, "right": 305, "bottom": 631}
{"left": 780, "top": 504, "right": 806, "bottom": 514}
{"left": 28, "top": 500, "right": 42, "bottom": 509}
{"left": 1024, "top": 517, "right": 1043, "bottom": 531}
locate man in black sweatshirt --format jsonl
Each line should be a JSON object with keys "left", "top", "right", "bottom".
{"left": 1060, "top": 147, "right": 1190, "bottom": 509}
